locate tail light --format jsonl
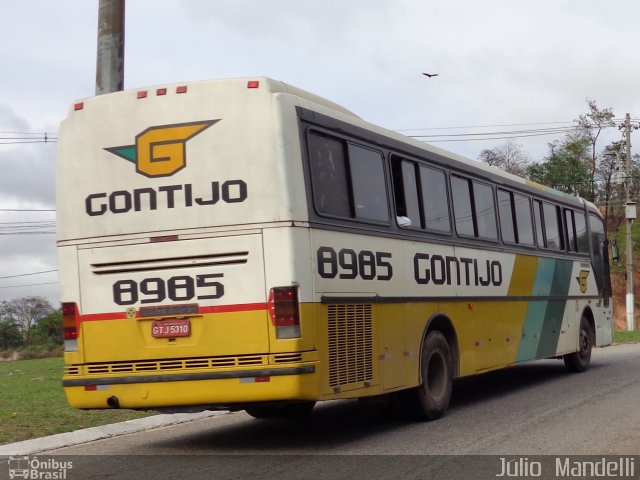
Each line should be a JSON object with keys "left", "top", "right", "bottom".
{"left": 268, "top": 286, "right": 301, "bottom": 339}
{"left": 62, "top": 302, "right": 79, "bottom": 340}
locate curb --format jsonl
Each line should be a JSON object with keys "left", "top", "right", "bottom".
{"left": 0, "top": 410, "right": 226, "bottom": 456}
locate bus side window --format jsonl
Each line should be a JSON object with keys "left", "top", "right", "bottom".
{"left": 565, "top": 208, "right": 588, "bottom": 253}
{"left": 565, "top": 209, "right": 577, "bottom": 252}
{"left": 308, "top": 131, "right": 389, "bottom": 224}
{"left": 420, "top": 166, "right": 451, "bottom": 233}
{"left": 391, "top": 156, "right": 421, "bottom": 228}
{"left": 534, "top": 200, "right": 545, "bottom": 247}
{"left": 348, "top": 144, "right": 389, "bottom": 223}
{"left": 499, "top": 189, "right": 535, "bottom": 246}
{"left": 308, "top": 132, "right": 351, "bottom": 218}
{"left": 451, "top": 176, "right": 475, "bottom": 237}
{"left": 473, "top": 181, "right": 498, "bottom": 240}
{"left": 575, "top": 211, "right": 589, "bottom": 253}
{"left": 498, "top": 189, "right": 516, "bottom": 243}
{"left": 542, "top": 202, "right": 563, "bottom": 250}
{"left": 514, "top": 193, "right": 535, "bottom": 246}
{"left": 451, "top": 175, "right": 497, "bottom": 240}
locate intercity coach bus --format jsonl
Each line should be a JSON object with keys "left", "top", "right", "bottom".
{"left": 57, "top": 77, "right": 613, "bottom": 420}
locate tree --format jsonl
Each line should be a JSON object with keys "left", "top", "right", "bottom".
{"left": 575, "top": 99, "right": 616, "bottom": 200}
{"left": 527, "top": 137, "right": 592, "bottom": 198}
{"left": 478, "top": 139, "right": 530, "bottom": 176}
{"left": 0, "top": 297, "right": 54, "bottom": 345}
{"left": 597, "top": 141, "right": 625, "bottom": 230}
{"left": 31, "top": 310, "right": 63, "bottom": 345}
{"left": 0, "top": 317, "right": 22, "bottom": 350}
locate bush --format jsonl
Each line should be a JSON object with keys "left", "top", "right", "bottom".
{"left": 17, "top": 344, "right": 64, "bottom": 360}
{"left": 0, "top": 350, "right": 20, "bottom": 360}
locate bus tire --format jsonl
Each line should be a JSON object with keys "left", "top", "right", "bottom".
{"left": 394, "top": 330, "right": 453, "bottom": 421}
{"left": 245, "top": 401, "right": 316, "bottom": 419}
{"left": 563, "top": 316, "right": 593, "bottom": 373}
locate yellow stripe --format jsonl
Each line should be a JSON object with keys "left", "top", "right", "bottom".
{"left": 507, "top": 255, "right": 538, "bottom": 296}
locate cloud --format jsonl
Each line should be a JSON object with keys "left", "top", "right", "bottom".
{"left": 0, "top": 223, "right": 58, "bottom": 304}
{"left": 0, "top": 105, "right": 56, "bottom": 207}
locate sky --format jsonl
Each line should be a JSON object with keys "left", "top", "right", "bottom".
{"left": 1, "top": 0, "right": 640, "bottom": 306}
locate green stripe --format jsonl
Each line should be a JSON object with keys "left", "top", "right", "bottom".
{"left": 516, "top": 257, "right": 555, "bottom": 362}
{"left": 536, "top": 259, "right": 572, "bottom": 358}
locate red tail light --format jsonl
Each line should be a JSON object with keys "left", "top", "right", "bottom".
{"left": 268, "top": 287, "right": 301, "bottom": 339}
{"left": 62, "top": 302, "right": 79, "bottom": 340}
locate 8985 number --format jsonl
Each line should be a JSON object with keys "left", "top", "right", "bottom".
{"left": 113, "top": 274, "right": 224, "bottom": 306}
{"left": 317, "top": 246, "right": 393, "bottom": 281}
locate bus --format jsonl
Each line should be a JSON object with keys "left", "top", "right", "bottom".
{"left": 57, "top": 77, "right": 613, "bottom": 420}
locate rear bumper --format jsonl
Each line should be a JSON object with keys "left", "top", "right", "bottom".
{"left": 63, "top": 363, "right": 319, "bottom": 409}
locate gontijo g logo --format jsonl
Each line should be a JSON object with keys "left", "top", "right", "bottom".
{"left": 85, "top": 118, "right": 248, "bottom": 216}
{"left": 105, "top": 120, "right": 218, "bottom": 178}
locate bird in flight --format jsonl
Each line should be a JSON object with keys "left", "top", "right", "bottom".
{"left": 422, "top": 73, "right": 439, "bottom": 78}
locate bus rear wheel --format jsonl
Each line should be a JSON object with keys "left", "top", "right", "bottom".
{"left": 393, "top": 330, "right": 453, "bottom": 421}
{"left": 563, "top": 316, "right": 593, "bottom": 373}
{"left": 245, "top": 401, "right": 316, "bottom": 419}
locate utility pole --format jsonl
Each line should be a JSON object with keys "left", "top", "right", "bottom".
{"left": 96, "top": 0, "right": 125, "bottom": 95}
{"left": 624, "top": 113, "right": 636, "bottom": 331}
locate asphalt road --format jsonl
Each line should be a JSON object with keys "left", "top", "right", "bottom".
{"left": 11, "top": 343, "right": 640, "bottom": 479}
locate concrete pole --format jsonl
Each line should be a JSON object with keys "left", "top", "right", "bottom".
{"left": 96, "top": 0, "right": 125, "bottom": 95}
{"left": 625, "top": 113, "right": 635, "bottom": 331}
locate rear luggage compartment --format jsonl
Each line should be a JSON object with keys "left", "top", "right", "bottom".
{"left": 76, "top": 234, "right": 269, "bottom": 363}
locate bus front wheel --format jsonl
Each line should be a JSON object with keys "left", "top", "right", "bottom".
{"left": 563, "top": 316, "right": 593, "bottom": 373}
{"left": 393, "top": 330, "right": 453, "bottom": 421}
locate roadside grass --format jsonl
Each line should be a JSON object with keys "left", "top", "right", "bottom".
{"left": 0, "top": 357, "right": 154, "bottom": 445}
{"left": 614, "top": 330, "right": 640, "bottom": 344}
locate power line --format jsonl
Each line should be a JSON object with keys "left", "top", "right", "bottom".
{"left": 0, "top": 140, "right": 57, "bottom": 145}
{"left": 0, "top": 221, "right": 56, "bottom": 225}
{"left": 0, "top": 232, "right": 56, "bottom": 235}
{"left": 0, "top": 209, "right": 56, "bottom": 212}
{"left": 0, "top": 281, "right": 58, "bottom": 289}
{"left": 396, "top": 120, "right": 577, "bottom": 132}
{"left": 417, "top": 129, "right": 578, "bottom": 138}
{"left": 0, "top": 225, "right": 56, "bottom": 234}
{"left": 0, "top": 270, "right": 58, "bottom": 280}
{"left": 0, "top": 131, "right": 56, "bottom": 135}
{"left": 398, "top": 119, "right": 630, "bottom": 143}
{"left": 410, "top": 126, "right": 576, "bottom": 139}
{"left": 0, "top": 132, "right": 57, "bottom": 146}
{"left": 421, "top": 131, "right": 581, "bottom": 143}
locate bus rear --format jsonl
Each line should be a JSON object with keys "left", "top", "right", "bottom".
{"left": 57, "top": 78, "right": 319, "bottom": 411}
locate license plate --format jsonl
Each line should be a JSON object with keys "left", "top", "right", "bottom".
{"left": 151, "top": 318, "right": 191, "bottom": 338}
